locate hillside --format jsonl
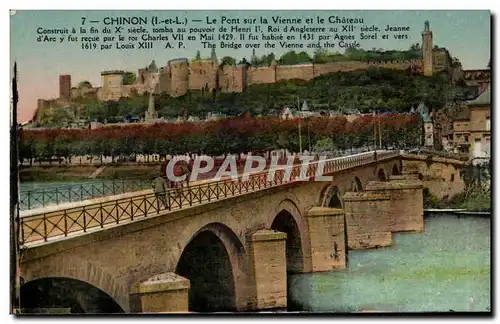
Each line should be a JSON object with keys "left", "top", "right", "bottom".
{"left": 36, "top": 66, "right": 472, "bottom": 127}
{"left": 90, "top": 68, "right": 469, "bottom": 122}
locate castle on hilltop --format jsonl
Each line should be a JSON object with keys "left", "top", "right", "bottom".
{"left": 35, "top": 21, "right": 457, "bottom": 121}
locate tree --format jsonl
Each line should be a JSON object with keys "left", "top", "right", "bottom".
{"left": 251, "top": 49, "right": 258, "bottom": 66}
{"left": 122, "top": 72, "right": 136, "bottom": 85}
{"left": 451, "top": 57, "right": 462, "bottom": 68}
{"left": 78, "top": 81, "right": 92, "bottom": 88}
{"left": 238, "top": 58, "right": 249, "bottom": 66}
{"left": 195, "top": 50, "right": 201, "bottom": 60}
{"left": 313, "top": 47, "right": 328, "bottom": 63}
{"left": 220, "top": 56, "right": 237, "bottom": 66}
{"left": 409, "top": 43, "right": 421, "bottom": 51}
{"left": 211, "top": 47, "right": 217, "bottom": 63}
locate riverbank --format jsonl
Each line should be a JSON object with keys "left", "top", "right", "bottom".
{"left": 19, "top": 164, "right": 163, "bottom": 182}
{"left": 423, "top": 188, "right": 491, "bottom": 213}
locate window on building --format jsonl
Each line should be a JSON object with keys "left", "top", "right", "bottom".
{"left": 464, "top": 135, "right": 469, "bottom": 142}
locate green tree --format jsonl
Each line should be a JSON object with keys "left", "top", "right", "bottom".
{"left": 78, "top": 81, "right": 92, "bottom": 88}
{"left": 122, "top": 72, "right": 136, "bottom": 85}
{"left": 220, "top": 56, "right": 237, "bottom": 66}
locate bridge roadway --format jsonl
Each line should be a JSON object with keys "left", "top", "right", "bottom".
{"left": 19, "top": 150, "right": 400, "bottom": 248}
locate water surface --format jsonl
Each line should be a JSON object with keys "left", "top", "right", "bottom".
{"left": 289, "top": 214, "right": 491, "bottom": 312}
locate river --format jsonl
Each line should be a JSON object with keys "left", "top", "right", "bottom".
{"left": 19, "top": 179, "right": 151, "bottom": 210}
{"left": 288, "top": 214, "right": 491, "bottom": 313}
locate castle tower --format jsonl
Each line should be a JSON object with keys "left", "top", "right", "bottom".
{"left": 168, "top": 58, "right": 189, "bottom": 97}
{"left": 100, "top": 71, "right": 124, "bottom": 101}
{"left": 145, "top": 60, "right": 160, "bottom": 123}
{"left": 422, "top": 20, "right": 433, "bottom": 76}
{"left": 59, "top": 74, "right": 71, "bottom": 100}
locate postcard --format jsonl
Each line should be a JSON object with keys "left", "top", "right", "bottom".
{"left": 10, "top": 9, "right": 491, "bottom": 315}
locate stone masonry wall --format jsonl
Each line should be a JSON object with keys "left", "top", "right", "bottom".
{"left": 365, "top": 178, "right": 424, "bottom": 232}
{"left": 247, "top": 230, "right": 287, "bottom": 310}
{"left": 247, "top": 66, "right": 276, "bottom": 85}
{"left": 220, "top": 65, "right": 246, "bottom": 93}
{"left": 305, "top": 207, "right": 346, "bottom": 271}
{"left": 276, "top": 64, "right": 315, "bottom": 82}
{"left": 189, "top": 60, "right": 218, "bottom": 91}
{"left": 401, "top": 158, "right": 465, "bottom": 199}
{"left": 342, "top": 191, "right": 393, "bottom": 249}
{"left": 168, "top": 60, "right": 190, "bottom": 97}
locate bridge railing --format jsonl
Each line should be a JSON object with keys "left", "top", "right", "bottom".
{"left": 19, "top": 150, "right": 400, "bottom": 245}
{"left": 19, "top": 178, "right": 154, "bottom": 211}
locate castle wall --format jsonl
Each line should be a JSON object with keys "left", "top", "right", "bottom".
{"left": 137, "top": 68, "right": 147, "bottom": 84}
{"left": 189, "top": 60, "right": 218, "bottom": 91}
{"left": 276, "top": 64, "right": 314, "bottom": 82}
{"left": 121, "top": 84, "right": 147, "bottom": 98}
{"left": 433, "top": 50, "right": 451, "bottom": 73}
{"left": 101, "top": 73, "right": 124, "bottom": 101}
{"left": 313, "top": 59, "right": 422, "bottom": 78}
{"left": 168, "top": 59, "right": 189, "bottom": 97}
{"left": 247, "top": 66, "right": 276, "bottom": 86}
{"left": 139, "top": 70, "right": 161, "bottom": 94}
{"left": 70, "top": 85, "right": 96, "bottom": 99}
{"left": 313, "top": 61, "right": 369, "bottom": 77}
{"left": 220, "top": 65, "right": 246, "bottom": 93}
{"left": 158, "top": 68, "right": 171, "bottom": 95}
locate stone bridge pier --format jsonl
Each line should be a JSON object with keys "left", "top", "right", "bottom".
{"left": 342, "top": 173, "right": 424, "bottom": 250}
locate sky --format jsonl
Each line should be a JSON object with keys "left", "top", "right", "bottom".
{"left": 10, "top": 10, "right": 491, "bottom": 122}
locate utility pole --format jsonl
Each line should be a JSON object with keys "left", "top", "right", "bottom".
{"left": 10, "top": 62, "right": 20, "bottom": 314}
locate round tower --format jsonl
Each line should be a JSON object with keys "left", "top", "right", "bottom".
{"left": 168, "top": 58, "right": 189, "bottom": 97}
{"left": 422, "top": 20, "right": 433, "bottom": 76}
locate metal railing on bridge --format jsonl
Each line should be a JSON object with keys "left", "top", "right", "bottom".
{"left": 19, "top": 178, "right": 153, "bottom": 211}
{"left": 19, "top": 150, "right": 400, "bottom": 246}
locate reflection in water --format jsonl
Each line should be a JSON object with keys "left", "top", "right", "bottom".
{"left": 288, "top": 215, "right": 490, "bottom": 313}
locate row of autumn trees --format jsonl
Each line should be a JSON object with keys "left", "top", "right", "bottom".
{"left": 19, "top": 114, "right": 421, "bottom": 163}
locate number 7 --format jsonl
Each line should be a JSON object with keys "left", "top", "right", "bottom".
{"left": 81, "top": 17, "right": 86, "bottom": 25}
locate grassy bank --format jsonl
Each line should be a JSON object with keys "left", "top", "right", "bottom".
{"left": 424, "top": 188, "right": 491, "bottom": 212}
{"left": 19, "top": 164, "right": 163, "bottom": 183}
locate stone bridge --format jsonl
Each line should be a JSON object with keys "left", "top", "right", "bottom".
{"left": 18, "top": 151, "right": 466, "bottom": 313}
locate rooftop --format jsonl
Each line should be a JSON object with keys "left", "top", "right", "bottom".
{"left": 101, "top": 70, "right": 124, "bottom": 75}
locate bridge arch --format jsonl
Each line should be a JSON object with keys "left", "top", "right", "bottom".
{"left": 175, "top": 222, "right": 244, "bottom": 312}
{"left": 21, "top": 258, "right": 127, "bottom": 312}
{"left": 377, "top": 168, "right": 387, "bottom": 181}
{"left": 20, "top": 277, "right": 124, "bottom": 313}
{"left": 267, "top": 199, "right": 310, "bottom": 273}
{"left": 351, "top": 176, "right": 364, "bottom": 192}
{"left": 320, "top": 185, "right": 343, "bottom": 208}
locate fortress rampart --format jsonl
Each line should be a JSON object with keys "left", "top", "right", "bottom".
{"left": 91, "top": 58, "right": 426, "bottom": 101}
